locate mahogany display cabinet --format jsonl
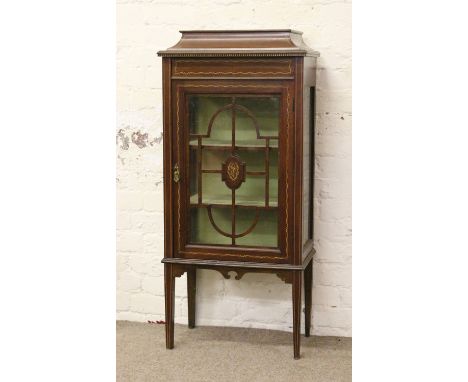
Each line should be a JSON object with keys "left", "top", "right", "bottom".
{"left": 157, "top": 30, "right": 319, "bottom": 359}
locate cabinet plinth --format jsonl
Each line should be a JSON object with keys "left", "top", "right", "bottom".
{"left": 158, "top": 29, "right": 318, "bottom": 359}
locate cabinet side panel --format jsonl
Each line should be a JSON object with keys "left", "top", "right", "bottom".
{"left": 293, "top": 58, "right": 304, "bottom": 265}
{"left": 302, "top": 57, "right": 317, "bottom": 248}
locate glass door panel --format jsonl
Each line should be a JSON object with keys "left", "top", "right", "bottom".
{"left": 269, "top": 149, "right": 279, "bottom": 206}
{"left": 235, "top": 175, "right": 266, "bottom": 206}
{"left": 188, "top": 94, "right": 280, "bottom": 248}
{"left": 235, "top": 96, "right": 280, "bottom": 138}
{"left": 235, "top": 209, "right": 278, "bottom": 247}
{"left": 190, "top": 206, "right": 232, "bottom": 246}
{"left": 189, "top": 96, "right": 232, "bottom": 146}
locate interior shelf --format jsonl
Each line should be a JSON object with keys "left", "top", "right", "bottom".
{"left": 190, "top": 194, "right": 277, "bottom": 208}
{"left": 189, "top": 138, "right": 278, "bottom": 149}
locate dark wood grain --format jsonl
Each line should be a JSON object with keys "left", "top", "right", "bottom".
{"left": 294, "top": 57, "right": 304, "bottom": 265}
{"left": 304, "top": 260, "right": 313, "bottom": 337}
{"left": 160, "top": 30, "right": 318, "bottom": 359}
{"left": 187, "top": 267, "right": 196, "bottom": 329}
{"left": 172, "top": 58, "right": 294, "bottom": 77}
{"left": 164, "top": 263, "right": 175, "bottom": 349}
{"left": 162, "top": 257, "right": 309, "bottom": 270}
{"left": 292, "top": 270, "right": 302, "bottom": 359}
{"left": 162, "top": 58, "right": 173, "bottom": 260}
{"left": 299, "top": 56, "right": 318, "bottom": 263}
{"left": 157, "top": 30, "right": 320, "bottom": 57}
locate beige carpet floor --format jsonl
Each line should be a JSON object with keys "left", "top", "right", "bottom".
{"left": 117, "top": 321, "right": 351, "bottom": 382}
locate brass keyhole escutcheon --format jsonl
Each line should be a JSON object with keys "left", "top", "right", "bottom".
{"left": 173, "top": 164, "right": 180, "bottom": 183}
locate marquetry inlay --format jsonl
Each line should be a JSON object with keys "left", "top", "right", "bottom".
{"left": 221, "top": 155, "right": 245, "bottom": 190}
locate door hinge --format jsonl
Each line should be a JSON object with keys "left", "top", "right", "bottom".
{"left": 292, "top": 97, "right": 295, "bottom": 112}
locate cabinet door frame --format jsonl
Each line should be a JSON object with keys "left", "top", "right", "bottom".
{"left": 171, "top": 79, "right": 295, "bottom": 264}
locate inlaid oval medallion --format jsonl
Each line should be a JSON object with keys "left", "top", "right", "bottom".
{"left": 221, "top": 155, "right": 246, "bottom": 190}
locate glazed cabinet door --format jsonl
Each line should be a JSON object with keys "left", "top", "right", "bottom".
{"left": 172, "top": 81, "right": 294, "bottom": 263}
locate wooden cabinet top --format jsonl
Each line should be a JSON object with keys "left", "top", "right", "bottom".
{"left": 157, "top": 29, "right": 319, "bottom": 58}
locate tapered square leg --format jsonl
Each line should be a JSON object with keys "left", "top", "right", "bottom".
{"left": 304, "top": 260, "right": 313, "bottom": 337}
{"left": 292, "top": 270, "right": 302, "bottom": 359}
{"left": 187, "top": 267, "right": 196, "bottom": 329}
{"left": 164, "top": 263, "right": 175, "bottom": 349}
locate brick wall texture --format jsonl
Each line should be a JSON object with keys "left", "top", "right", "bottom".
{"left": 117, "top": 0, "right": 351, "bottom": 337}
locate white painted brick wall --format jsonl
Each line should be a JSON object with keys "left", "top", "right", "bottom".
{"left": 116, "top": 0, "right": 352, "bottom": 336}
